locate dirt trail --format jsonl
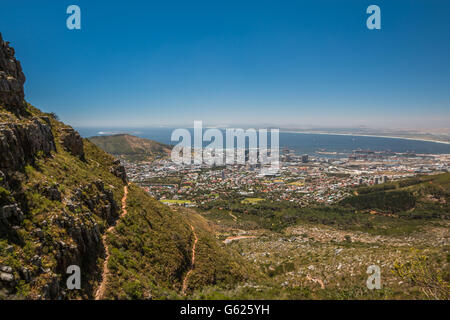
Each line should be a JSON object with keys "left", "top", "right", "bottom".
{"left": 223, "top": 235, "right": 256, "bottom": 244}
{"left": 228, "top": 211, "right": 237, "bottom": 222}
{"left": 182, "top": 224, "right": 198, "bottom": 295}
{"left": 94, "top": 184, "right": 128, "bottom": 300}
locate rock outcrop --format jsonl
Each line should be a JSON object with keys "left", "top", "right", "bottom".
{"left": 0, "top": 33, "right": 56, "bottom": 174}
{"left": 0, "top": 117, "right": 56, "bottom": 172}
{"left": 40, "top": 183, "right": 62, "bottom": 202}
{"left": 0, "top": 33, "right": 26, "bottom": 114}
{"left": 59, "top": 127, "right": 85, "bottom": 160}
{"left": 110, "top": 159, "right": 127, "bottom": 184}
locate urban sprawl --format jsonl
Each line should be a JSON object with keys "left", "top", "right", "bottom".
{"left": 122, "top": 148, "right": 450, "bottom": 207}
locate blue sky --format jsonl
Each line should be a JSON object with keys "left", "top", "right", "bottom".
{"left": 1, "top": 0, "right": 449, "bottom": 129}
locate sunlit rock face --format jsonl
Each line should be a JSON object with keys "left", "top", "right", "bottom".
{"left": 0, "top": 33, "right": 26, "bottom": 114}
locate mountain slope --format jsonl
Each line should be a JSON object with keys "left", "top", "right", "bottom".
{"left": 89, "top": 134, "right": 171, "bottom": 161}
{"left": 0, "top": 33, "right": 248, "bottom": 300}
{"left": 102, "top": 186, "right": 254, "bottom": 299}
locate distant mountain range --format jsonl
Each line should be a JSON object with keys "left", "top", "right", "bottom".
{"left": 88, "top": 134, "right": 171, "bottom": 161}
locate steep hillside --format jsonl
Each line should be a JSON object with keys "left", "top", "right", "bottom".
{"left": 102, "top": 188, "right": 253, "bottom": 299}
{"left": 0, "top": 33, "right": 249, "bottom": 300}
{"left": 89, "top": 134, "right": 171, "bottom": 161}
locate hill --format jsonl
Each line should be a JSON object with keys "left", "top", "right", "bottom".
{"left": 88, "top": 134, "right": 171, "bottom": 161}
{"left": 340, "top": 173, "right": 450, "bottom": 218}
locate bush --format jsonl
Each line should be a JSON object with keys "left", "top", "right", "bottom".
{"left": 123, "top": 280, "right": 144, "bottom": 299}
{"left": 47, "top": 112, "right": 59, "bottom": 120}
{"left": 340, "top": 190, "right": 415, "bottom": 213}
{"left": 0, "top": 186, "right": 12, "bottom": 206}
{"left": 393, "top": 255, "right": 450, "bottom": 300}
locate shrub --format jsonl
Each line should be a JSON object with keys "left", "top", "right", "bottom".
{"left": 393, "top": 255, "right": 450, "bottom": 300}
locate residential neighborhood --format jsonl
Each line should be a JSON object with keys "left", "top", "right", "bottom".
{"left": 122, "top": 149, "right": 450, "bottom": 206}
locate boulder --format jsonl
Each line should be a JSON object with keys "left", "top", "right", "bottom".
{"left": 41, "top": 184, "right": 61, "bottom": 201}
{"left": 0, "top": 265, "right": 13, "bottom": 273}
{"left": 0, "top": 271, "right": 14, "bottom": 282}
{"left": 0, "top": 203, "right": 24, "bottom": 224}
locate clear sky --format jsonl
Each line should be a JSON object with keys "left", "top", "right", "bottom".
{"left": 1, "top": 0, "right": 449, "bottom": 129}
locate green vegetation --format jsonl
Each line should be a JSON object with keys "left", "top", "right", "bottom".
{"left": 104, "top": 187, "right": 251, "bottom": 299}
{"left": 341, "top": 190, "right": 416, "bottom": 213}
{"left": 0, "top": 186, "right": 13, "bottom": 206}
{"left": 201, "top": 173, "right": 450, "bottom": 236}
{"left": 344, "top": 173, "right": 450, "bottom": 219}
{"left": 394, "top": 252, "right": 450, "bottom": 300}
{"left": 0, "top": 104, "right": 131, "bottom": 299}
{"left": 104, "top": 185, "right": 191, "bottom": 299}
{"left": 180, "top": 212, "right": 256, "bottom": 295}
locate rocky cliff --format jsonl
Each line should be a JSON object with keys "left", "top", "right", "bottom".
{"left": 0, "top": 33, "right": 26, "bottom": 114}
{"left": 0, "top": 33, "right": 127, "bottom": 299}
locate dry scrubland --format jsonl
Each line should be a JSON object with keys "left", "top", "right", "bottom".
{"left": 183, "top": 174, "right": 450, "bottom": 299}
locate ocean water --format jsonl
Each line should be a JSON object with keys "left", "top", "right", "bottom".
{"left": 77, "top": 127, "right": 450, "bottom": 157}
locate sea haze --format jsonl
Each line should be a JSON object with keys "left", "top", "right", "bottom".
{"left": 78, "top": 127, "right": 450, "bottom": 157}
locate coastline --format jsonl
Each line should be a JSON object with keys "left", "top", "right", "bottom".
{"left": 281, "top": 131, "right": 450, "bottom": 146}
